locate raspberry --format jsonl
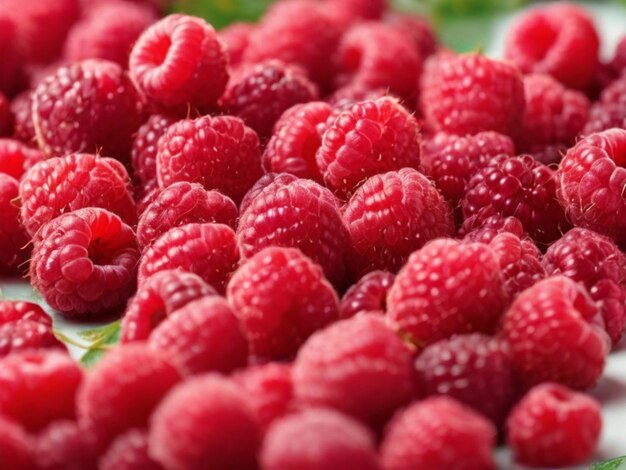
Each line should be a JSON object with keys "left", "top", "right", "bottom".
{"left": 0, "top": 321, "right": 65, "bottom": 358}
{"left": 0, "top": 93, "right": 11, "bottom": 136}
{"left": 326, "top": 0, "right": 387, "bottom": 20}
{"left": 218, "top": 22, "right": 253, "bottom": 68}
{"left": 327, "top": 85, "right": 393, "bottom": 110}
{"left": 0, "top": 139, "right": 44, "bottom": 180}
{"left": 0, "top": 350, "right": 83, "bottom": 432}
{"left": 10, "top": 92, "right": 35, "bottom": 145}
{"left": 34, "top": 421, "right": 102, "bottom": 470}
{"left": 233, "top": 363, "right": 293, "bottom": 430}
{"left": 557, "top": 128, "right": 626, "bottom": 248}
{"left": 340, "top": 270, "right": 395, "bottom": 319}
{"left": 77, "top": 344, "right": 183, "bottom": 444}
{"left": 460, "top": 214, "right": 528, "bottom": 244}
{"left": 0, "top": 301, "right": 50, "bottom": 326}
{"left": 384, "top": 11, "right": 437, "bottom": 59}
{"left": 0, "top": 15, "right": 23, "bottom": 97}
{"left": 334, "top": 22, "right": 422, "bottom": 100}
{"left": 543, "top": 228, "right": 626, "bottom": 346}
{"left": 238, "top": 172, "right": 296, "bottom": 216}
{"left": 316, "top": 97, "right": 422, "bottom": 197}
{"left": 260, "top": 409, "right": 379, "bottom": 470}
{"left": 100, "top": 429, "right": 162, "bottom": 470}
{"left": 121, "top": 269, "right": 217, "bottom": 343}
{"left": 238, "top": 175, "right": 351, "bottom": 286}
{"left": 506, "top": 383, "right": 601, "bottom": 467}
{"left": 149, "top": 296, "right": 248, "bottom": 375}
{"left": 583, "top": 76, "right": 626, "bottom": 136}
{"left": 227, "top": 246, "right": 339, "bottom": 360}
{"left": 342, "top": 169, "right": 455, "bottom": 276}
{"left": 30, "top": 208, "right": 140, "bottom": 318}
{"left": 504, "top": 3, "right": 599, "bottom": 90}
{"left": 156, "top": 115, "right": 262, "bottom": 204}
{"left": 0, "top": 416, "right": 32, "bottom": 470}
{"left": 379, "top": 397, "right": 496, "bottom": 470}
{"left": 293, "top": 314, "right": 414, "bottom": 428}
{"left": 262, "top": 101, "right": 334, "bottom": 182}
{"left": 129, "top": 14, "right": 229, "bottom": 109}
{"left": 422, "top": 132, "right": 515, "bottom": 206}
{"left": 387, "top": 239, "right": 507, "bottom": 347}
{"left": 32, "top": 60, "right": 142, "bottom": 160}
{"left": 135, "top": 182, "right": 160, "bottom": 216}
{"left": 421, "top": 53, "right": 525, "bottom": 138}
{"left": 462, "top": 154, "right": 569, "bottom": 245}
{"left": 64, "top": 1, "right": 158, "bottom": 67}
{"left": 414, "top": 334, "right": 517, "bottom": 426}
{"left": 138, "top": 223, "right": 239, "bottom": 293}
{"left": 219, "top": 60, "right": 319, "bottom": 139}
{"left": 0, "top": 174, "right": 28, "bottom": 275}
{"left": 499, "top": 276, "right": 608, "bottom": 390}
{"left": 149, "top": 375, "right": 261, "bottom": 470}
{"left": 519, "top": 74, "right": 590, "bottom": 165}
{"left": 137, "top": 182, "right": 238, "bottom": 248}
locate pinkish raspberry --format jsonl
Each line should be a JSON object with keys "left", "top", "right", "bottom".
{"left": 327, "top": 85, "right": 394, "bottom": 110}
{"left": 131, "top": 113, "right": 178, "bottom": 189}
{"left": 385, "top": 11, "right": 437, "bottom": 59}
{"left": 238, "top": 172, "right": 296, "bottom": 216}
{"left": 0, "top": 301, "right": 50, "bottom": 326}
{"left": 326, "top": 0, "right": 387, "bottom": 20}
{"left": 218, "top": 22, "right": 253, "bottom": 68}
{"left": 0, "top": 416, "right": 33, "bottom": 470}
{"left": 0, "top": 174, "right": 28, "bottom": 276}
{"left": 340, "top": 270, "right": 395, "bottom": 319}
{"left": 0, "top": 139, "right": 44, "bottom": 180}
{"left": 100, "top": 429, "right": 162, "bottom": 470}
{"left": 34, "top": 420, "right": 102, "bottom": 470}
{"left": 460, "top": 214, "right": 528, "bottom": 244}
{"left": 10, "top": 92, "right": 35, "bottom": 145}
{"left": 0, "top": 321, "right": 65, "bottom": 358}
{"left": 583, "top": 75, "right": 626, "bottom": 135}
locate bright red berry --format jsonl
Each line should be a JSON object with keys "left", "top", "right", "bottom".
{"left": 460, "top": 214, "right": 528, "bottom": 244}
{"left": 0, "top": 301, "right": 50, "bottom": 326}
{"left": 100, "top": 428, "right": 162, "bottom": 470}
{"left": 0, "top": 321, "right": 66, "bottom": 358}
{"left": 385, "top": 11, "right": 437, "bottom": 59}
{"left": 326, "top": 0, "right": 387, "bottom": 20}
{"left": 0, "top": 139, "right": 44, "bottom": 180}
{"left": 0, "top": 174, "right": 28, "bottom": 276}
{"left": 0, "top": 416, "right": 33, "bottom": 470}
{"left": 583, "top": 75, "right": 626, "bottom": 136}
{"left": 218, "top": 22, "right": 253, "bottom": 68}
{"left": 34, "top": 420, "right": 102, "bottom": 470}
{"left": 340, "top": 270, "right": 395, "bottom": 319}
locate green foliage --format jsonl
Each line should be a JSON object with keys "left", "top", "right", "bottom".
{"left": 78, "top": 321, "right": 121, "bottom": 367}
{"left": 593, "top": 456, "right": 626, "bottom": 470}
{"left": 171, "top": 0, "right": 274, "bottom": 28}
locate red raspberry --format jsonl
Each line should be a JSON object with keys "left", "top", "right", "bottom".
{"left": 316, "top": 97, "right": 422, "bottom": 197}
{"left": 414, "top": 334, "right": 517, "bottom": 426}
{"left": 233, "top": 363, "right": 293, "bottom": 430}
{"left": 504, "top": 3, "right": 599, "bottom": 90}
{"left": 0, "top": 139, "right": 44, "bottom": 180}
{"left": 519, "top": 74, "right": 590, "bottom": 165}
{"left": 260, "top": 409, "right": 379, "bottom": 470}
{"left": 462, "top": 154, "right": 569, "bottom": 245}
{"left": 220, "top": 60, "right": 319, "bottom": 139}
{"left": 0, "top": 301, "right": 50, "bottom": 326}
{"left": 0, "top": 93, "right": 11, "bottom": 136}
{"left": 387, "top": 239, "right": 507, "bottom": 347}
{"left": 499, "top": 276, "right": 608, "bottom": 390}
{"left": 149, "top": 375, "right": 261, "bottom": 470}
{"left": 384, "top": 11, "right": 437, "bottom": 59}
{"left": 137, "top": 182, "right": 237, "bottom": 249}
{"left": 0, "top": 350, "right": 83, "bottom": 432}
{"left": 138, "top": 223, "right": 239, "bottom": 293}
{"left": 507, "top": 383, "right": 601, "bottom": 467}
{"left": 557, "top": 128, "right": 626, "bottom": 247}
{"left": 64, "top": 1, "right": 157, "bottom": 67}
{"left": 0, "top": 15, "right": 23, "bottom": 97}
{"left": 340, "top": 270, "right": 395, "bottom": 319}
{"left": 327, "top": 85, "right": 393, "bottom": 110}
{"left": 77, "top": 344, "right": 183, "bottom": 444}
{"left": 0, "top": 416, "right": 32, "bottom": 470}
{"left": 100, "top": 429, "right": 162, "bottom": 470}
{"left": 0, "top": 321, "right": 65, "bottom": 358}
{"left": 121, "top": 269, "right": 217, "bottom": 343}
{"left": 30, "top": 208, "right": 140, "bottom": 318}
{"left": 35, "top": 420, "right": 102, "bottom": 470}
{"left": 422, "top": 132, "right": 515, "bottom": 206}
{"left": 460, "top": 213, "right": 528, "bottom": 243}
{"left": 237, "top": 175, "right": 351, "bottom": 286}
{"left": 238, "top": 172, "right": 296, "bottom": 216}
{"left": 342, "top": 168, "right": 455, "bottom": 276}
{"left": 32, "top": 60, "right": 142, "bottom": 160}
{"left": 293, "top": 314, "right": 414, "bottom": 428}
{"left": 380, "top": 397, "right": 497, "bottom": 470}
{"left": 583, "top": 76, "right": 626, "bottom": 136}
{"left": 129, "top": 14, "right": 229, "bottom": 109}
{"left": 543, "top": 228, "right": 626, "bottom": 346}
{"left": 0, "top": 174, "right": 28, "bottom": 275}
{"left": 262, "top": 101, "right": 334, "bottom": 182}
{"left": 156, "top": 115, "right": 262, "bottom": 204}
{"left": 421, "top": 53, "right": 525, "bottom": 138}
{"left": 218, "top": 22, "right": 253, "bottom": 68}
{"left": 325, "top": 0, "right": 387, "bottom": 20}
{"left": 10, "top": 92, "right": 35, "bottom": 145}
{"left": 227, "top": 246, "right": 339, "bottom": 360}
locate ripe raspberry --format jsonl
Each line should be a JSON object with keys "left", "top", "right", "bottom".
{"left": 121, "top": 269, "right": 217, "bottom": 343}
{"left": 0, "top": 174, "right": 28, "bottom": 275}
{"left": 379, "top": 397, "right": 496, "bottom": 470}
{"left": 340, "top": 270, "right": 395, "bottom": 319}
{"left": 30, "top": 208, "right": 140, "bottom": 318}
{"left": 385, "top": 11, "right": 437, "bottom": 59}
{"left": 316, "top": 97, "right": 422, "bottom": 197}
{"left": 35, "top": 420, "right": 102, "bottom": 470}
{"left": 504, "top": 3, "right": 599, "bottom": 90}
{"left": 0, "top": 15, "right": 23, "bottom": 97}
{"left": 0, "top": 416, "right": 32, "bottom": 470}
{"left": 327, "top": 85, "right": 393, "bottom": 110}
{"left": 220, "top": 60, "right": 319, "bottom": 139}
{"left": 543, "top": 228, "right": 626, "bottom": 346}
{"left": 0, "top": 139, "right": 44, "bottom": 180}
{"left": 462, "top": 154, "right": 569, "bottom": 245}
{"left": 138, "top": 223, "right": 239, "bottom": 293}
{"left": 130, "top": 14, "right": 229, "bottom": 109}
{"left": 583, "top": 76, "right": 626, "bottom": 136}
{"left": 460, "top": 214, "right": 528, "bottom": 244}
{"left": 233, "top": 363, "right": 293, "bottom": 430}
{"left": 414, "top": 334, "right": 517, "bottom": 426}
{"left": 0, "top": 350, "right": 83, "bottom": 432}
{"left": 342, "top": 169, "right": 455, "bottom": 276}
{"left": 218, "top": 22, "right": 253, "bottom": 68}
{"left": 227, "top": 246, "right": 339, "bottom": 359}
{"left": 262, "top": 101, "right": 334, "bottom": 182}
{"left": 500, "top": 276, "right": 608, "bottom": 390}
{"left": 156, "top": 115, "right": 262, "bottom": 203}
{"left": 237, "top": 176, "right": 351, "bottom": 286}
{"left": 32, "top": 60, "right": 142, "bottom": 160}
{"left": 132, "top": 113, "right": 178, "bottom": 190}
{"left": 261, "top": 409, "right": 379, "bottom": 470}
{"left": 137, "top": 182, "right": 237, "bottom": 249}
{"left": 293, "top": 314, "right": 414, "bottom": 428}
{"left": 100, "top": 429, "right": 162, "bottom": 470}
{"left": 10, "top": 92, "right": 35, "bottom": 145}
{"left": 557, "top": 128, "right": 626, "bottom": 247}
{"left": 238, "top": 172, "right": 296, "bottom": 216}
{"left": 149, "top": 375, "right": 261, "bottom": 470}
{"left": 422, "top": 132, "right": 515, "bottom": 206}
{"left": 64, "top": 1, "right": 158, "bottom": 67}
{"left": 0, "top": 321, "right": 65, "bottom": 358}
{"left": 0, "top": 93, "right": 11, "bottom": 136}
{"left": 0, "top": 301, "right": 50, "bottom": 326}
{"left": 326, "top": 0, "right": 387, "bottom": 20}
{"left": 77, "top": 344, "right": 183, "bottom": 444}
{"left": 387, "top": 239, "right": 507, "bottom": 347}
{"left": 507, "top": 383, "right": 601, "bottom": 467}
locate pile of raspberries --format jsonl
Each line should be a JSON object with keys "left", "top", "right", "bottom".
{"left": 0, "top": 0, "right": 625, "bottom": 468}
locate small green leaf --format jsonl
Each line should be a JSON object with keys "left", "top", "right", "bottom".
{"left": 171, "top": 0, "right": 273, "bottom": 28}
{"left": 77, "top": 322, "right": 120, "bottom": 343}
{"left": 593, "top": 456, "right": 626, "bottom": 470}
{"left": 79, "top": 322, "right": 121, "bottom": 367}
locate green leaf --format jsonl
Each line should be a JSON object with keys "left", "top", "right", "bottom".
{"left": 593, "top": 456, "right": 626, "bottom": 470}
{"left": 171, "top": 0, "right": 273, "bottom": 28}
{"left": 79, "top": 322, "right": 121, "bottom": 367}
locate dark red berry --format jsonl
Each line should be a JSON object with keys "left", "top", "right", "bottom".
{"left": 340, "top": 270, "right": 395, "bottom": 319}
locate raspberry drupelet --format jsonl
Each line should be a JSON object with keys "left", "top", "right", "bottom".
{"left": 340, "top": 270, "right": 395, "bottom": 319}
